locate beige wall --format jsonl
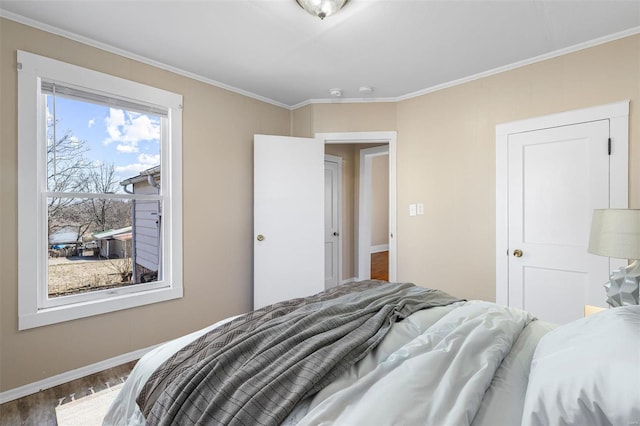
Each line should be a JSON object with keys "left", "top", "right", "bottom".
{"left": 295, "top": 34, "right": 639, "bottom": 304}
{"left": 0, "top": 19, "right": 290, "bottom": 391}
{"left": 395, "top": 34, "right": 639, "bottom": 301}
{"left": 290, "top": 104, "right": 313, "bottom": 138}
{"left": 292, "top": 103, "right": 398, "bottom": 137}
{"left": 371, "top": 154, "right": 389, "bottom": 247}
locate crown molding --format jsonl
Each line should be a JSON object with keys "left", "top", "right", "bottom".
{"left": 2, "top": 9, "right": 639, "bottom": 111}
{"left": 395, "top": 26, "right": 640, "bottom": 103}
{"left": 0, "top": 9, "right": 290, "bottom": 110}
{"left": 290, "top": 96, "right": 398, "bottom": 110}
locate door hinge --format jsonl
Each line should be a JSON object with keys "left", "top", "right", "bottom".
{"left": 608, "top": 138, "right": 611, "bottom": 155}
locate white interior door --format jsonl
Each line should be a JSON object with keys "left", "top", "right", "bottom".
{"left": 507, "top": 120, "right": 611, "bottom": 324}
{"left": 254, "top": 134, "right": 324, "bottom": 309}
{"left": 324, "top": 157, "right": 340, "bottom": 289}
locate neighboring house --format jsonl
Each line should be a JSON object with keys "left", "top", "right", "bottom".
{"left": 93, "top": 226, "right": 132, "bottom": 259}
{"left": 120, "top": 166, "right": 161, "bottom": 283}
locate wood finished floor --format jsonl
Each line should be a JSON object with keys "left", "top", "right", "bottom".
{"left": 371, "top": 250, "right": 389, "bottom": 281}
{"left": 0, "top": 361, "right": 136, "bottom": 426}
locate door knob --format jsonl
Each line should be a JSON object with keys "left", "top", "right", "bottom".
{"left": 257, "top": 234, "right": 265, "bottom": 241}
{"left": 513, "top": 249, "right": 523, "bottom": 257}
{"left": 333, "top": 232, "right": 339, "bottom": 236}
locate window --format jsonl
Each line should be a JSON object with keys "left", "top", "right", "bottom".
{"left": 18, "top": 51, "right": 183, "bottom": 330}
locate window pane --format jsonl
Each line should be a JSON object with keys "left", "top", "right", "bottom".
{"left": 45, "top": 94, "right": 162, "bottom": 194}
{"left": 48, "top": 197, "right": 161, "bottom": 297}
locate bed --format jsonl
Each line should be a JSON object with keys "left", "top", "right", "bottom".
{"left": 103, "top": 280, "right": 640, "bottom": 426}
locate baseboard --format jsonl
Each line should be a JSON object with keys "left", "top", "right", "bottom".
{"left": 0, "top": 344, "right": 158, "bottom": 404}
{"left": 370, "top": 244, "right": 389, "bottom": 254}
{"left": 340, "top": 277, "right": 358, "bottom": 285}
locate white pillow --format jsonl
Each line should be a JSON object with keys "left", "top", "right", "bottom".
{"left": 521, "top": 305, "right": 640, "bottom": 426}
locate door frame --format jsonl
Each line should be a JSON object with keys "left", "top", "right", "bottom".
{"left": 359, "top": 145, "right": 390, "bottom": 280}
{"left": 325, "top": 154, "right": 343, "bottom": 285}
{"left": 495, "top": 100, "right": 629, "bottom": 306}
{"left": 316, "top": 131, "right": 398, "bottom": 282}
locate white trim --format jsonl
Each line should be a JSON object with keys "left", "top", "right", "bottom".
{"left": 296, "top": 27, "right": 639, "bottom": 108}
{"left": 359, "top": 146, "right": 390, "bottom": 281}
{"left": 316, "top": 132, "right": 397, "bottom": 283}
{"left": 324, "top": 154, "right": 343, "bottom": 285}
{"left": 496, "top": 100, "right": 630, "bottom": 135}
{"left": 290, "top": 97, "right": 398, "bottom": 110}
{"left": 396, "top": 27, "right": 640, "bottom": 103}
{"left": 370, "top": 244, "right": 389, "bottom": 254}
{"left": 0, "top": 343, "right": 159, "bottom": 404}
{"left": 495, "top": 100, "right": 629, "bottom": 306}
{"left": 0, "top": 10, "right": 288, "bottom": 110}
{"left": 2, "top": 9, "right": 637, "bottom": 110}
{"left": 17, "top": 51, "right": 183, "bottom": 329}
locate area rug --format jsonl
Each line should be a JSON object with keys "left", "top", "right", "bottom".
{"left": 55, "top": 383, "right": 123, "bottom": 426}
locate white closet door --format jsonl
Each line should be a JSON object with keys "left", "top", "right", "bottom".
{"left": 507, "top": 120, "right": 610, "bottom": 324}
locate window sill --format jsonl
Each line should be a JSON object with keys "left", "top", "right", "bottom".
{"left": 18, "top": 285, "right": 183, "bottom": 330}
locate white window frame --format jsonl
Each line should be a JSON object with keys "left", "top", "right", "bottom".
{"left": 17, "top": 51, "right": 183, "bottom": 330}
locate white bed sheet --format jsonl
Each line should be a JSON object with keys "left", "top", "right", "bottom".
{"left": 104, "top": 302, "right": 553, "bottom": 426}
{"left": 289, "top": 301, "right": 541, "bottom": 426}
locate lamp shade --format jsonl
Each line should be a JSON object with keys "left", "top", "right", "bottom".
{"left": 588, "top": 209, "right": 640, "bottom": 259}
{"left": 296, "top": 0, "right": 348, "bottom": 20}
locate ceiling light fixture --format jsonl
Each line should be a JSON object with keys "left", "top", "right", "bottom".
{"left": 296, "top": 0, "right": 349, "bottom": 20}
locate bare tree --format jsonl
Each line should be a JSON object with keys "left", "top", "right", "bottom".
{"left": 88, "top": 163, "right": 119, "bottom": 231}
{"left": 47, "top": 128, "right": 131, "bottom": 246}
{"left": 47, "top": 129, "right": 92, "bottom": 239}
{"left": 87, "top": 163, "right": 131, "bottom": 232}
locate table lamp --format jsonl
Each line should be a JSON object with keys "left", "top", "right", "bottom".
{"left": 588, "top": 209, "right": 640, "bottom": 306}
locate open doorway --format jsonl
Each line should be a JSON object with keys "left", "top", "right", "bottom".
{"left": 317, "top": 131, "right": 397, "bottom": 284}
{"left": 361, "top": 146, "right": 389, "bottom": 281}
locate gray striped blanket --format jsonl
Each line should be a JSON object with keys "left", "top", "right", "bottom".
{"left": 138, "top": 280, "right": 462, "bottom": 426}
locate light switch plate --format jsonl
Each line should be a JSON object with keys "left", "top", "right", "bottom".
{"left": 417, "top": 203, "right": 424, "bottom": 215}
{"left": 409, "top": 204, "right": 417, "bottom": 216}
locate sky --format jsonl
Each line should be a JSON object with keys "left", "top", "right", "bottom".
{"left": 46, "top": 94, "right": 161, "bottom": 192}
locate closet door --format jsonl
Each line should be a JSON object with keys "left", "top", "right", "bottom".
{"left": 507, "top": 121, "right": 610, "bottom": 324}
{"left": 496, "top": 101, "right": 629, "bottom": 325}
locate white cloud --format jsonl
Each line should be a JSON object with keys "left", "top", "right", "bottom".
{"left": 138, "top": 153, "right": 160, "bottom": 165}
{"left": 88, "top": 118, "right": 95, "bottom": 128}
{"left": 114, "top": 153, "right": 161, "bottom": 178}
{"left": 103, "top": 108, "right": 160, "bottom": 153}
{"left": 69, "top": 135, "right": 81, "bottom": 147}
{"left": 116, "top": 144, "right": 139, "bottom": 153}
{"left": 115, "top": 163, "right": 151, "bottom": 176}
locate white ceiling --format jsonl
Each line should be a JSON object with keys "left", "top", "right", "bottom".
{"left": 1, "top": 0, "right": 639, "bottom": 108}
